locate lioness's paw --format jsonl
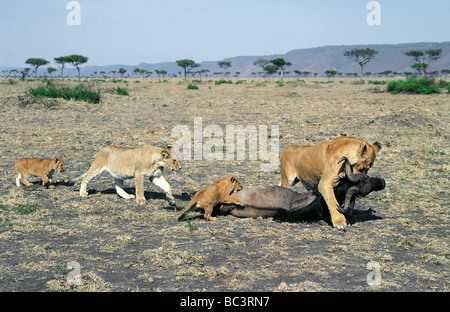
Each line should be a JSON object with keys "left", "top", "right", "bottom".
{"left": 80, "top": 191, "right": 88, "bottom": 197}
{"left": 136, "top": 198, "right": 146, "bottom": 205}
{"left": 166, "top": 195, "right": 176, "bottom": 206}
{"left": 332, "top": 217, "right": 347, "bottom": 230}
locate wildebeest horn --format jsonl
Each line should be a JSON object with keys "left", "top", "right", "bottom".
{"left": 338, "top": 156, "right": 360, "bottom": 183}
{"left": 339, "top": 185, "right": 360, "bottom": 214}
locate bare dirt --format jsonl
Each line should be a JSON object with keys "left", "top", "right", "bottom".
{"left": 0, "top": 78, "right": 448, "bottom": 292}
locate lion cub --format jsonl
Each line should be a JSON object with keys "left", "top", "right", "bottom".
{"left": 9, "top": 157, "right": 65, "bottom": 188}
{"left": 178, "top": 176, "right": 244, "bottom": 222}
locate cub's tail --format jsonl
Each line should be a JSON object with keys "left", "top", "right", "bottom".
{"left": 177, "top": 197, "right": 198, "bottom": 221}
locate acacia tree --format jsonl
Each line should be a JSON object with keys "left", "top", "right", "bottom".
{"left": 270, "top": 58, "right": 291, "bottom": 81}
{"left": 405, "top": 50, "right": 426, "bottom": 76}
{"left": 118, "top": 68, "right": 127, "bottom": 78}
{"left": 9, "top": 69, "right": 18, "bottom": 78}
{"left": 218, "top": 61, "right": 232, "bottom": 77}
{"left": 155, "top": 69, "right": 168, "bottom": 81}
{"left": 25, "top": 58, "right": 49, "bottom": 78}
{"left": 325, "top": 70, "right": 337, "bottom": 81}
{"left": 133, "top": 68, "right": 141, "bottom": 78}
{"left": 405, "top": 48, "right": 442, "bottom": 77}
{"left": 67, "top": 54, "right": 88, "bottom": 81}
{"left": 441, "top": 69, "right": 450, "bottom": 78}
{"left": 21, "top": 68, "right": 30, "bottom": 79}
{"left": 253, "top": 59, "right": 269, "bottom": 77}
{"left": 176, "top": 59, "right": 200, "bottom": 79}
{"left": 343, "top": 48, "right": 378, "bottom": 80}
{"left": 54, "top": 56, "right": 71, "bottom": 79}
{"left": 263, "top": 64, "right": 279, "bottom": 80}
{"left": 47, "top": 67, "right": 57, "bottom": 76}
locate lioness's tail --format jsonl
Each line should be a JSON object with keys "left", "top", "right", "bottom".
{"left": 177, "top": 197, "right": 198, "bottom": 221}
{"left": 67, "top": 173, "right": 86, "bottom": 185}
{"left": 8, "top": 164, "right": 17, "bottom": 178}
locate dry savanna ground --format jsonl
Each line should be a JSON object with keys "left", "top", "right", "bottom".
{"left": 0, "top": 77, "right": 448, "bottom": 292}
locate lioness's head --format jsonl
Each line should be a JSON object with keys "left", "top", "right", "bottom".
{"left": 228, "top": 176, "right": 243, "bottom": 193}
{"left": 160, "top": 149, "right": 181, "bottom": 172}
{"left": 54, "top": 157, "right": 65, "bottom": 173}
{"left": 354, "top": 141, "right": 381, "bottom": 174}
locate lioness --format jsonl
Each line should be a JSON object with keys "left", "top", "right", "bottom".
{"left": 74, "top": 145, "right": 181, "bottom": 205}
{"left": 178, "top": 176, "right": 244, "bottom": 222}
{"left": 9, "top": 157, "right": 65, "bottom": 188}
{"left": 280, "top": 136, "right": 381, "bottom": 229}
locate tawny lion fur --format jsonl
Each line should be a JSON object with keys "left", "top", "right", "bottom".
{"left": 9, "top": 157, "right": 65, "bottom": 188}
{"left": 74, "top": 145, "right": 181, "bottom": 205}
{"left": 178, "top": 175, "right": 244, "bottom": 222}
{"left": 280, "top": 136, "right": 381, "bottom": 229}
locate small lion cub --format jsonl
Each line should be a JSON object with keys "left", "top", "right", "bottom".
{"left": 9, "top": 157, "right": 65, "bottom": 188}
{"left": 178, "top": 175, "right": 244, "bottom": 222}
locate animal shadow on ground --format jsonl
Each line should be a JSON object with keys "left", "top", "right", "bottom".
{"left": 343, "top": 207, "right": 383, "bottom": 225}
{"left": 95, "top": 188, "right": 191, "bottom": 207}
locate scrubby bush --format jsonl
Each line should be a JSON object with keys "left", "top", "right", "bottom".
{"left": 438, "top": 79, "right": 450, "bottom": 93}
{"left": 387, "top": 78, "right": 441, "bottom": 95}
{"left": 114, "top": 86, "right": 129, "bottom": 96}
{"left": 29, "top": 83, "right": 101, "bottom": 103}
{"left": 368, "top": 80, "right": 387, "bottom": 85}
{"left": 215, "top": 79, "right": 233, "bottom": 85}
{"left": 187, "top": 84, "right": 199, "bottom": 90}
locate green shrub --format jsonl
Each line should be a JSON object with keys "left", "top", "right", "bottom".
{"left": 114, "top": 86, "right": 129, "bottom": 96}
{"left": 187, "top": 84, "right": 199, "bottom": 90}
{"left": 215, "top": 79, "right": 233, "bottom": 85}
{"left": 438, "top": 79, "right": 450, "bottom": 93}
{"left": 387, "top": 78, "right": 441, "bottom": 95}
{"left": 368, "top": 80, "right": 387, "bottom": 85}
{"left": 29, "top": 83, "right": 101, "bottom": 103}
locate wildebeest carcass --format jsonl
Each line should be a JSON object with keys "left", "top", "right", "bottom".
{"left": 216, "top": 157, "right": 386, "bottom": 224}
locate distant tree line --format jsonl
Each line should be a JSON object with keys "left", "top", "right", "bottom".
{"left": 3, "top": 48, "right": 448, "bottom": 81}
{"left": 20, "top": 55, "right": 88, "bottom": 81}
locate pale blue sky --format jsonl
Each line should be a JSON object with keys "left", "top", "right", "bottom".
{"left": 1, "top": 0, "right": 449, "bottom": 67}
